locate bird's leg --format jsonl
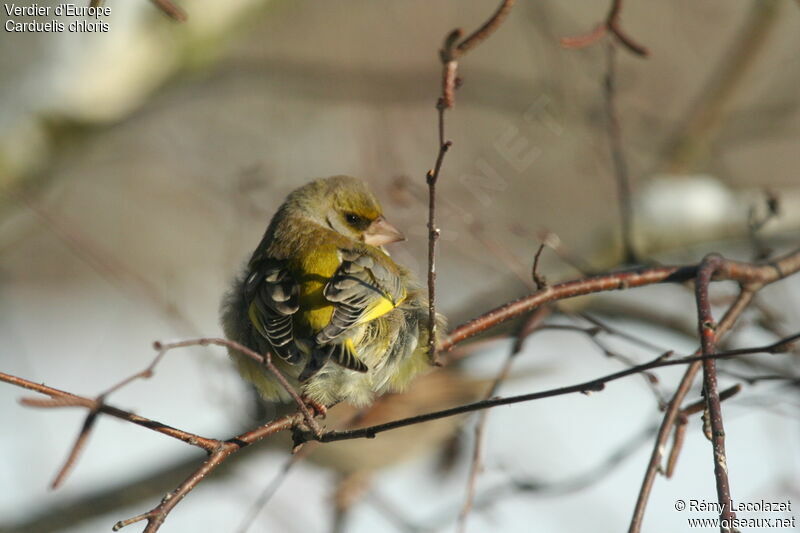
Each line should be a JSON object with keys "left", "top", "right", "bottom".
{"left": 290, "top": 396, "right": 329, "bottom": 452}
{"left": 301, "top": 395, "right": 328, "bottom": 418}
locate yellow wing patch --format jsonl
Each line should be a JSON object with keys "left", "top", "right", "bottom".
{"left": 357, "top": 288, "right": 406, "bottom": 325}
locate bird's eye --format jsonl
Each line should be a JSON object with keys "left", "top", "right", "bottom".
{"left": 345, "top": 213, "right": 360, "bottom": 225}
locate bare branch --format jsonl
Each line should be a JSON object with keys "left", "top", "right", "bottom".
{"left": 2, "top": 372, "right": 219, "bottom": 451}
{"left": 531, "top": 243, "right": 548, "bottom": 289}
{"left": 455, "top": 0, "right": 516, "bottom": 55}
{"left": 561, "top": 0, "right": 649, "bottom": 57}
{"left": 441, "top": 248, "right": 800, "bottom": 351}
{"left": 628, "top": 288, "right": 755, "bottom": 533}
{"left": 112, "top": 413, "right": 300, "bottom": 533}
{"left": 153, "top": 338, "right": 321, "bottom": 436}
{"left": 694, "top": 254, "right": 737, "bottom": 527}
{"left": 426, "top": 0, "right": 516, "bottom": 365}
{"left": 293, "top": 331, "right": 800, "bottom": 446}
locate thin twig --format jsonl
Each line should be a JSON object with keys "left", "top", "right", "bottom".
{"left": 694, "top": 254, "right": 737, "bottom": 529}
{"left": 627, "top": 289, "right": 755, "bottom": 533}
{"left": 11, "top": 336, "right": 319, "bottom": 491}
{"left": 425, "top": 105, "right": 451, "bottom": 366}
{"left": 294, "top": 331, "right": 800, "bottom": 446}
{"left": 665, "top": 412, "right": 689, "bottom": 480}
{"left": 666, "top": 384, "right": 742, "bottom": 478}
{"left": 4, "top": 372, "right": 219, "bottom": 450}
{"left": 154, "top": 338, "right": 321, "bottom": 436}
{"left": 532, "top": 243, "right": 548, "bottom": 289}
{"left": 747, "top": 189, "right": 780, "bottom": 260}
{"left": 683, "top": 384, "right": 742, "bottom": 417}
{"left": 568, "top": 314, "right": 666, "bottom": 406}
{"left": 604, "top": 0, "right": 649, "bottom": 56}
{"left": 426, "top": 0, "right": 516, "bottom": 364}
{"left": 577, "top": 312, "right": 668, "bottom": 355}
{"left": 112, "top": 413, "right": 301, "bottom": 533}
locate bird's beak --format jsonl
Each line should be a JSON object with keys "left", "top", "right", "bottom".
{"left": 364, "top": 216, "right": 405, "bottom": 246}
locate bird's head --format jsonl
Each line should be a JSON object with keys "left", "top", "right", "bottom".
{"left": 290, "top": 175, "right": 405, "bottom": 246}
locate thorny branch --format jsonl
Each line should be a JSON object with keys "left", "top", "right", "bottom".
{"left": 426, "top": 0, "right": 515, "bottom": 365}
{"left": 560, "top": 0, "right": 649, "bottom": 57}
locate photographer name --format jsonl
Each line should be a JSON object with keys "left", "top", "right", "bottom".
{"left": 4, "top": 3, "right": 111, "bottom": 33}
{"left": 689, "top": 499, "right": 792, "bottom": 513}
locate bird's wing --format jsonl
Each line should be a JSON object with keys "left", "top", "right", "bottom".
{"left": 314, "top": 249, "right": 406, "bottom": 373}
{"left": 244, "top": 259, "right": 302, "bottom": 364}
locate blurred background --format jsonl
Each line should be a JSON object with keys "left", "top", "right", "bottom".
{"left": 1, "top": 1, "right": 799, "bottom": 532}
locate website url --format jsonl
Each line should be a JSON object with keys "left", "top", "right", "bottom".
{"left": 687, "top": 516, "right": 796, "bottom": 528}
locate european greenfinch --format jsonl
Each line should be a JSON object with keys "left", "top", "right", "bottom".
{"left": 221, "top": 175, "right": 444, "bottom": 407}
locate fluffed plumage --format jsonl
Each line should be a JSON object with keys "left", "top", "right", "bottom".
{"left": 221, "top": 176, "right": 444, "bottom": 407}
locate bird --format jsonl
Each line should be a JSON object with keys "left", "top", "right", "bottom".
{"left": 221, "top": 175, "right": 444, "bottom": 408}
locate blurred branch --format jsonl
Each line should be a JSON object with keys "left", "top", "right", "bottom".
{"left": 666, "top": 384, "right": 742, "bottom": 478}
{"left": 1, "top": 335, "right": 319, "bottom": 533}
{"left": 604, "top": 43, "right": 639, "bottom": 263}
{"left": 662, "top": 0, "right": 780, "bottom": 173}
{"left": 4, "top": 187, "right": 201, "bottom": 336}
{"left": 419, "top": 421, "right": 658, "bottom": 532}
{"left": 560, "top": 0, "right": 649, "bottom": 57}
{"left": 149, "top": 0, "right": 187, "bottom": 21}
{"left": 89, "top": 0, "right": 187, "bottom": 21}
{"left": 234, "top": 451, "right": 308, "bottom": 533}
{"left": 747, "top": 190, "right": 781, "bottom": 260}
{"left": 0, "top": 454, "right": 203, "bottom": 533}
{"left": 457, "top": 306, "right": 550, "bottom": 533}
{"left": 111, "top": 414, "right": 299, "bottom": 533}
